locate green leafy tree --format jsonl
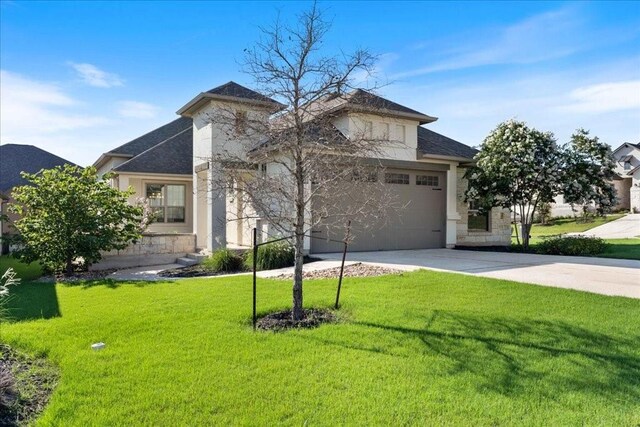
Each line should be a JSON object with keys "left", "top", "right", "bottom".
{"left": 562, "top": 129, "right": 617, "bottom": 220}
{"left": 10, "top": 165, "right": 146, "bottom": 275}
{"left": 465, "top": 120, "right": 563, "bottom": 251}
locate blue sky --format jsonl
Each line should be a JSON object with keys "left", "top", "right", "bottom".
{"left": 1, "top": 0, "right": 639, "bottom": 166}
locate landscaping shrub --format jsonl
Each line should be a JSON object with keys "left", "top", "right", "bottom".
{"left": 202, "top": 249, "right": 244, "bottom": 273}
{"left": 536, "top": 235, "right": 607, "bottom": 256}
{"left": 244, "top": 241, "right": 295, "bottom": 271}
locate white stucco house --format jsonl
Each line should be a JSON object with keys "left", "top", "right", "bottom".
{"left": 95, "top": 81, "right": 511, "bottom": 257}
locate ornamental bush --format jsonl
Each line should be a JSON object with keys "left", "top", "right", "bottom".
{"left": 244, "top": 241, "right": 295, "bottom": 271}
{"left": 10, "top": 165, "right": 147, "bottom": 275}
{"left": 203, "top": 249, "right": 244, "bottom": 273}
{"left": 536, "top": 235, "right": 607, "bottom": 256}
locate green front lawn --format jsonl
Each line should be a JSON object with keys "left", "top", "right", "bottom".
{"left": 513, "top": 214, "right": 625, "bottom": 245}
{"left": 0, "top": 255, "right": 42, "bottom": 281}
{"left": 600, "top": 238, "right": 640, "bottom": 260}
{"left": 3, "top": 273, "right": 639, "bottom": 425}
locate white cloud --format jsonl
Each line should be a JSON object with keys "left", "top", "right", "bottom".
{"left": 117, "top": 101, "right": 159, "bottom": 119}
{"left": 0, "top": 70, "right": 110, "bottom": 136}
{"left": 555, "top": 80, "right": 640, "bottom": 114}
{"left": 391, "top": 6, "right": 621, "bottom": 79}
{"left": 68, "top": 62, "right": 124, "bottom": 88}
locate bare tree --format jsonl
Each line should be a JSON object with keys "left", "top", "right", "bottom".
{"left": 202, "top": 4, "right": 406, "bottom": 321}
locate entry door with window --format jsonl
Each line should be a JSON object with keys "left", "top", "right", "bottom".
{"left": 146, "top": 184, "right": 186, "bottom": 223}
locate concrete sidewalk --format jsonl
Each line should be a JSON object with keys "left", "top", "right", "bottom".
{"left": 569, "top": 214, "right": 640, "bottom": 239}
{"left": 315, "top": 249, "right": 640, "bottom": 299}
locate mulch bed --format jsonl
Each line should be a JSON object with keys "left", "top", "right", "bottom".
{"left": 273, "top": 263, "right": 403, "bottom": 280}
{"left": 256, "top": 308, "right": 336, "bottom": 331}
{"left": 0, "top": 345, "right": 58, "bottom": 426}
{"left": 36, "top": 269, "right": 118, "bottom": 283}
{"left": 159, "top": 265, "right": 247, "bottom": 278}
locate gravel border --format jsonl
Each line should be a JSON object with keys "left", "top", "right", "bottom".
{"left": 272, "top": 262, "right": 403, "bottom": 280}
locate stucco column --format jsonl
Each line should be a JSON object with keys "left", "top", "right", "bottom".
{"left": 446, "top": 164, "right": 460, "bottom": 248}
{"left": 209, "top": 169, "right": 226, "bottom": 250}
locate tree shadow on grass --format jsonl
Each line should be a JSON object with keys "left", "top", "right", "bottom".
{"left": 309, "top": 311, "right": 640, "bottom": 401}
{"left": 65, "top": 279, "right": 175, "bottom": 290}
{"left": 6, "top": 282, "right": 61, "bottom": 322}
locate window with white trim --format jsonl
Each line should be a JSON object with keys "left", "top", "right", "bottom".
{"left": 468, "top": 201, "right": 489, "bottom": 231}
{"left": 396, "top": 124, "right": 406, "bottom": 142}
{"left": 146, "top": 183, "right": 186, "bottom": 223}
{"left": 364, "top": 121, "right": 373, "bottom": 139}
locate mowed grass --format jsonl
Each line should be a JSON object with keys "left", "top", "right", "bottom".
{"left": 0, "top": 255, "right": 42, "bottom": 281}
{"left": 511, "top": 214, "right": 640, "bottom": 260}
{"left": 2, "top": 272, "right": 640, "bottom": 426}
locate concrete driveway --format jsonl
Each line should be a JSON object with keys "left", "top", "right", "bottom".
{"left": 315, "top": 249, "right": 640, "bottom": 299}
{"left": 572, "top": 213, "right": 640, "bottom": 239}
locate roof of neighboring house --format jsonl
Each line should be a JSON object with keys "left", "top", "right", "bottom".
{"left": 417, "top": 127, "right": 478, "bottom": 161}
{"left": 0, "top": 144, "right": 77, "bottom": 194}
{"left": 108, "top": 117, "right": 192, "bottom": 157}
{"left": 612, "top": 142, "right": 640, "bottom": 156}
{"left": 113, "top": 126, "right": 193, "bottom": 175}
{"left": 177, "top": 81, "right": 284, "bottom": 116}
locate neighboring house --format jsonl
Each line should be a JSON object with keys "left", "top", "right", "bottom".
{"left": 98, "top": 81, "right": 511, "bottom": 254}
{"left": 612, "top": 142, "right": 640, "bottom": 212}
{"left": 550, "top": 142, "right": 640, "bottom": 217}
{"left": 0, "top": 144, "right": 77, "bottom": 254}
{"left": 93, "top": 117, "right": 194, "bottom": 234}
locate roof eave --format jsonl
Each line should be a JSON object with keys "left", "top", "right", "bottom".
{"left": 92, "top": 152, "right": 133, "bottom": 169}
{"left": 419, "top": 152, "right": 476, "bottom": 163}
{"left": 337, "top": 104, "right": 438, "bottom": 124}
{"left": 177, "top": 93, "right": 285, "bottom": 117}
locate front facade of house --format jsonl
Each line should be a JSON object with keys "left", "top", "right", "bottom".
{"left": 612, "top": 142, "right": 640, "bottom": 213}
{"left": 98, "top": 82, "right": 511, "bottom": 254}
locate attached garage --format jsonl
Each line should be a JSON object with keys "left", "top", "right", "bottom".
{"left": 310, "top": 163, "right": 447, "bottom": 253}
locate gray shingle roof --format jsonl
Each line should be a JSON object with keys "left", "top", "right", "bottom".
{"left": 113, "top": 126, "right": 193, "bottom": 175}
{"left": 417, "top": 127, "right": 478, "bottom": 160}
{"left": 109, "top": 117, "right": 192, "bottom": 156}
{"left": 206, "top": 81, "right": 279, "bottom": 104}
{"left": 347, "top": 90, "right": 431, "bottom": 118}
{"left": 0, "top": 144, "right": 77, "bottom": 193}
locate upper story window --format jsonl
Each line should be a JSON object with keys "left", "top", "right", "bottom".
{"left": 146, "top": 183, "right": 186, "bottom": 223}
{"left": 259, "top": 163, "right": 267, "bottom": 178}
{"left": 624, "top": 160, "right": 632, "bottom": 170}
{"left": 234, "top": 110, "right": 247, "bottom": 134}
{"left": 381, "top": 123, "right": 390, "bottom": 140}
{"left": 364, "top": 121, "right": 373, "bottom": 139}
{"left": 396, "top": 124, "right": 406, "bottom": 143}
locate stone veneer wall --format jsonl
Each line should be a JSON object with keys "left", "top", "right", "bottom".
{"left": 92, "top": 233, "right": 196, "bottom": 270}
{"left": 631, "top": 186, "right": 640, "bottom": 213}
{"left": 455, "top": 170, "right": 511, "bottom": 246}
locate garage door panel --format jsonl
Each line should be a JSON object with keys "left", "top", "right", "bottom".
{"left": 311, "top": 169, "right": 446, "bottom": 253}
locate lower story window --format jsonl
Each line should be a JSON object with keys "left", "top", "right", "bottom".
{"left": 146, "top": 183, "right": 186, "bottom": 223}
{"left": 468, "top": 201, "right": 489, "bottom": 231}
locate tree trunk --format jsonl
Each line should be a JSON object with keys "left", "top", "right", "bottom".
{"left": 65, "top": 255, "right": 74, "bottom": 276}
{"left": 292, "top": 227, "right": 305, "bottom": 321}
{"left": 521, "top": 222, "right": 532, "bottom": 252}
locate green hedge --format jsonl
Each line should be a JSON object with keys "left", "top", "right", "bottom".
{"left": 536, "top": 235, "right": 607, "bottom": 256}
{"left": 244, "top": 241, "right": 295, "bottom": 271}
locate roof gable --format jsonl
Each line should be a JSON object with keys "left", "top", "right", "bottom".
{"left": 0, "top": 144, "right": 77, "bottom": 193}
{"left": 206, "top": 81, "right": 279, "bottom": 104}
{"left": 177, "top": 81, "right": 283, "bottom": 116}
{"left": 417, "top": 127, "right": 478, "bottom": 161}
{"left": 108, "top": 117, "right": 192, "bottom": 157}
{"left": 113, "top": 126, "right": 193, "bottom": 175}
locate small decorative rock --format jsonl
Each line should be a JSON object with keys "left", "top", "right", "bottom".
{"left": 91, "top": 342, "right": 106, "bottom": 351}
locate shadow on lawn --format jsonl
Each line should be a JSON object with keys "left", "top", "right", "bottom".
{"left": 7, "top": 282, "right": 61, "bottom": 321}
{"left": 351, "top": 311, "right": 640, "bottom": 399}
